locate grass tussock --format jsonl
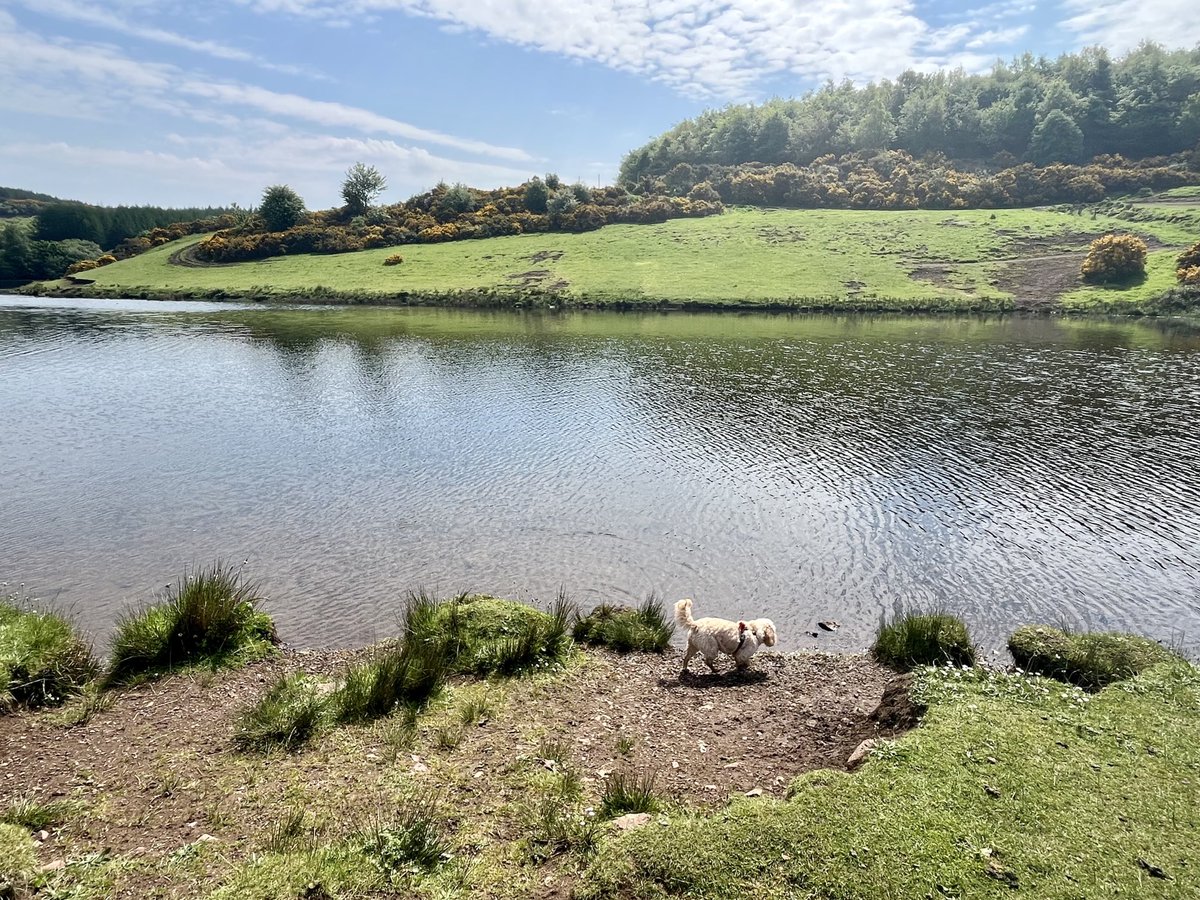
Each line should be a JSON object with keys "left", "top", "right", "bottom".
{"left": 0, "top": 598, "right": 97, "bottom": 711}
{"left": 1, "top": 796, "right": 78, "bottom": 831}
{"left": 581, "top": 659, "right": 1200, "bottom": 900}
{"left": 523, "top": 748, "right": 602, "bottom": 863}
{"left": 234, "top": 673, "right": 327, "bottom": 752}
{"left": 573, "top": 596, "right": 674, "bottom": 653}
{"left": 330, "top": 593, "right": 451, "bottom": 726}
{"left": 362, "top": 800, "right": 449, "bottom": 877}
{"left": 228, "top": 591, "right": 571, "bottom": 752}
{"left": 1008, "top": 625, "right": 1179, "bottom": 688}
{"left": 599, "top": 770, "right": 660, "bottom": 818}
{"left": 333, "top": 591, "right": 572, "bottom": 726}
{"left": 872, "top": 610, "right": 976, "bottom": 671}
{"left": 104, "top": 563, "right": 277, "bottom": 686}
{"left": 439, "top": 590, "right": 574, "bottom": 676}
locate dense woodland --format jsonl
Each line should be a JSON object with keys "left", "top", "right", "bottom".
{"left": 619, "top": 44, "right": 1200, "bottom": 182}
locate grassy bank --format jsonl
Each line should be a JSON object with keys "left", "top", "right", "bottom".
{"left": 582, "top": 660, "right": 1199, "bottom": 899}
{"left": 2, "top": 595, "right": 1195, "bottom": 899}
{"left": 25, "top": 203, "right": 1200, "bottom": 313}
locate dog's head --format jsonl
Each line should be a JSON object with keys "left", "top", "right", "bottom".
{"left": 749, "top": 618, "right": 777, "bottom": 647}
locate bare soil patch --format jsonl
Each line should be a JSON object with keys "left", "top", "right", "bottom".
{"left": 515, "top": 650, "right": 899, "bottom": 804}
{"left": 995, "top": 253, "right": 1086, "bottom": 310}
{"left": 0, "top": 647, "right": 906, "bottom": 896}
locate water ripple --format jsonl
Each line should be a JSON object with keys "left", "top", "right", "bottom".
{"left": 2, "top": 300, "right": 1199, "bottom": 656}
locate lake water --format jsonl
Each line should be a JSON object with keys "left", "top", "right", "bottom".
{"left": 2, "top": 296, "right": 1198, "bottom": 657}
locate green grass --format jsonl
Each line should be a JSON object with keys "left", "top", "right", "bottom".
{"left": 581, "top": 659, "right": 1200, "bottom": 899}
{"left": 208, "top": 800, "right": 450, "bottom": 899}
{"left": 599, "top": 770, "right": 661, "bottom": 819}
{"left": 872, "top": 610, "right": 976, "bottom": 671}
{"left": 1, "top": 797, "right": 78, "bottom": 831}
{"left": 1008, "top": 625, "right": 1180, "bottom": 688}
{"left": 333, "top": 592, "right": 572, "bottom": 720}
{"left": 52, "top": 205, "right": 1200, "bottom": 311}
{"left": 1, "top": 598, "right": 97, "bottom": 710}
{"left": 233, "top": 673, "right": 327, "bottom": 752}
{"left": 104, "top": 563, "right": 277, "bottom": 686}
{"left": 0, "top": 822, "right": 36, "bottom": 889}
{"left": 573, "top": 597, "right": 675, "bottom": 653}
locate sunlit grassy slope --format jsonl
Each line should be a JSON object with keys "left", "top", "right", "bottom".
{"left": 72, "top": 205, "right": 1200, "bottom": 310}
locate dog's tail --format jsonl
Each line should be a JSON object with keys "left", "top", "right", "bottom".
{"left": 674, "top": 598, "right": 696, "bottom": 630}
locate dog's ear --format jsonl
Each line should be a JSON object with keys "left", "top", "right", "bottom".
{"left": 765, "top": 622, "right": 777, "bottom": 646}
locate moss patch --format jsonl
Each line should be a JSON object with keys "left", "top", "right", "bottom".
{"left": 1008, "top": 625, "right": 1179, "bottom": 688}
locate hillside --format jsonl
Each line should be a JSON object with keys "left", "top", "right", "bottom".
{"left": 30, "top": 194, "right": 1200, "bottom": 314}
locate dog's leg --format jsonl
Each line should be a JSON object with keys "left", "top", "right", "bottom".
{"left": 681, "top": 642, "right": 696, "bottom": 675}
{"left": 704, "top": 654, "right": 719, "bottom": 672}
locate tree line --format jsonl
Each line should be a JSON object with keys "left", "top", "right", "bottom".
{"left": 620, "top": 43, "right": 1200, "bottom": 184}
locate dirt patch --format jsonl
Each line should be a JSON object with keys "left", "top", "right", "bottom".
{"left": 0, "top": 647, "right": 909, "bottom": 895}
{"left": 510, "top": 649, "right": 899, "bottom": 804}
{"left": 529, "top": 250, "right": 564, "bottom": 264}
{"left": 505, "top": 269, "right": 569, "bottom": 292}
{"left": 908, "top": 266, "right": 953, "bottom": 288}
{"left": 994, "top": 253, "right": 1086, "bottom": 310}
{"left": 757, "top": 226, "right": 807, "bottom": 244}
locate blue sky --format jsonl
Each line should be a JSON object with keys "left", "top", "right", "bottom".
{"left": 1, "top": 0, "right": 1196, "bottom": 209}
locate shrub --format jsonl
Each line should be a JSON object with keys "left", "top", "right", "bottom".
{"left": 599, "top": 769, "right": 659, "bottom": 818}
{"left": 104, "top": 564, "right": 277, "bottom": 686}
{"left": 522, "top": 177, "right": 549, "bottom": 213}
{"left": 259, "top": 184, "right": 306, "bottom": 232}
{"left": 234, "top": 673, "right": 326, "bottom": 752}
{"left": 1176, "top": 240, "right": 1200, "bottom": 272}
{"left": 1080, "top": 233, "right": 1148, "bottom": 283}
{"left": 1, "top": 600, "right": 97, "bottom": 710}
{"left": 1008, "top": 625, "right": 1178, "bottom": 688}
{"left": 872, "top": 611, "right": 976, "bottom": 671}
{"left": 64, "top": 258, "right": 99, "bottom": 275}
{"left": 573, "top": 597, "right": 674, "bottom": 653}
{"left": 383, "top": 253, "right": 404, "bottom": 266}
{"left": 1177, "top": 241, "right": 1200, "bottom": 283}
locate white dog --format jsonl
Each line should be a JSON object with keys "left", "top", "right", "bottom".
{"left": 675, "top": 598, "right": 777, "bottom": 674}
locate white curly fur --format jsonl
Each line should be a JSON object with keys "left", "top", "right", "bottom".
{"left": 675, "top": 598, "right": 777, "bottom": 674}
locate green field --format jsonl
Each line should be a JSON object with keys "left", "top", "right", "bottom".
{"left": 36, "top": 204, "right": 1200, "bottom": 312}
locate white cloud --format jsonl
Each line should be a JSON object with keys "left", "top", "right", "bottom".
{"left": 0, "top": 13, "right": 532, "bottom": 163}
{"left": 234, "top": 0, "right": 1021, "bottom": 97}
{"left": 178, "top": 82, "right": 534, "bottom": 161}
{"left": 13, "top": 0, "right": 316, "bottom": 77}
{"left": 1061, "top": 0, "right": 1200, "bottom": 52}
